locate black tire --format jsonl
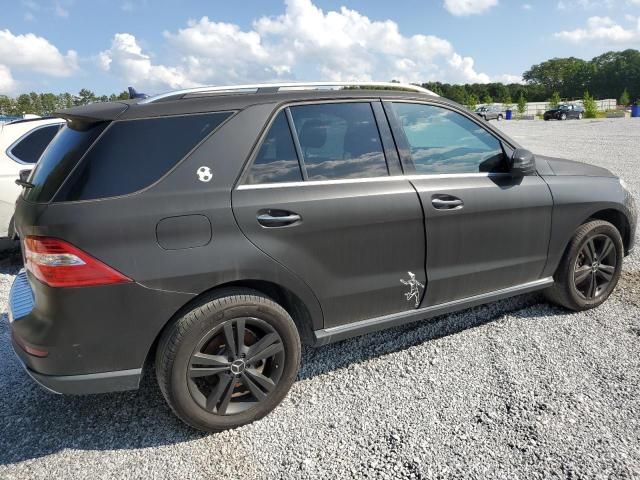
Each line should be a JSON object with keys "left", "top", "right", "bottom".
{"left": 560, "top": 113, "right": 567, "bottom": 120}
{"left": 578, "top": 112, "right": 583, "bottom": 120}
{"left": 497, "top": 114, "right": 503, "bottom": 121}
{"left": 544, "top": 220, "right": 623, "bottom": 311}
{"left": 156, "top": 288, "right": 301, "bottom": 431}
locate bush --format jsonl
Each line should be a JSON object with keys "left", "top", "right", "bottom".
{"left": 619, "top": 89, "right": 630, "bottom": 107}
{"left": 583, "top": 91, "right": 598, "bottom": 118}
{"left": 466, "top": 94, "right": 478, "bottom": 111}
{"left": 517, "top": 93, "right": 527, "bottom": 115}
{"left": 548, "top": 92, "right": 561, "bottom": 109}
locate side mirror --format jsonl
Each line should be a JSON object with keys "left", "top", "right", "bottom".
{"left": 509, "top": 148, "right": 536, "bottom": 176}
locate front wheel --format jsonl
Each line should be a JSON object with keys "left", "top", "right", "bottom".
{"left": 545, "top": 220, "right": 623, "bottom": 311}
{"left": 560, "top": 113, "right": 567, "bottom": 120}
{"left": 156, "top": 289, "right": 301, "bottom": 431}
{"left": 578, "top": 112, "right": 584, "bottom": 120}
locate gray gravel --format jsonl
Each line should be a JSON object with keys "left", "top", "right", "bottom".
{"left": 1, "top": 118, "right": 640, "bottom": 479}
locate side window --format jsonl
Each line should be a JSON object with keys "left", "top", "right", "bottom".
{"left": 290, "top": 103, "right": 388, "bottom": 181}
{"left": 391, "top": 103, "right": 506, "bottom": 174}
{"left": 9, "top": 124, "right": 61, "bottom": 164}
{"left": 55, "top": 112, "right": 232, "bottom": 201}
{"left": 245, "top": 111, "right": 302, "bottom": 185}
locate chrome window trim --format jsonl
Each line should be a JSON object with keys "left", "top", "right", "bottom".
{"left": 236, "top": 172, "right": 510, "bottom": 190}
{"left": 6, "top": 122, "right": 64, "bottom": 165}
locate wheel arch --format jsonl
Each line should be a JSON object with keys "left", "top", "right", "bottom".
{"left": 588, "top": 208, "right": 632, "bottom": 255}
{"left": 142, "top": 278, "right": 320, "bottom": 377}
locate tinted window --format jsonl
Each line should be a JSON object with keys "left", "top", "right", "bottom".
{"left": 391, "top": 103, "right": 505, "bottom": 174}
{"left": 23, "top": 122, "right": 108, "bottom": 203}
{"left": 245, "top": 111, "right": 302, "bottom": 185}
{"left": 290, "top": 103, "right": 388, "bottom": 181}
{"left": 10, "top": 124, "right": 61, "bottom": 164}
{"left": 56, "top": 112, "right": 231, "bottom": 201}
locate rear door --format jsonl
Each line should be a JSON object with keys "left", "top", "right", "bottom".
{"left": 385, "top": 101, "right": 553, "bottom": 307}
{"left": 232, "top": 101, "right": 426, "bottom": 328}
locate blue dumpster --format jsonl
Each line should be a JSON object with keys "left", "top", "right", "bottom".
{"left": 632, "top": 105, "right": 640, "bottom": 118}
{"left": 505, "top": 109, "right": 513, "bottom": 120}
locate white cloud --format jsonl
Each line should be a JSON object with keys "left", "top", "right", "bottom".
{"left": 554, "top": 16, "right": 640, "bottom": 43}
{"left": 522, "top": 3, "right": 533, "bottom": 10}
{"left": 0, "top": 65, "right": 18, "bottom": 93}
{"left": 100, "top": 0, "right": 505, "bottom": 91}
{"left": 443, "top": 0, "right": 498, "bottom": 16}
{"left": 98, "top": 33, "right": 198, "bottom": 90}
{"left": 0, "top": 29, "right": 78, "bottom": 77}
{"left": 557, "top": 0, "right": 613, "bottom": 9}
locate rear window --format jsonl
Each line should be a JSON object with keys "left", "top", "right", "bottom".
{"left": 23, "top": 122, "right": 108, "bottom": 203}
{"left": 9, "top": 124, "right": 61, "bottom": 164}
{"left": 55, "top": 112, "right": 232, "bottom": 202}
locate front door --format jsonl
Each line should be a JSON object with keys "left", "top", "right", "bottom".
{"left": 233, "top": 102, "right": 426, "bottom": 328}
{"left": 385, "top": 101, "right": 553, "bottom": 306}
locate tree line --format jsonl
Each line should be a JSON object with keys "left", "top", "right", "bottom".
{"left": 0, "top": 89, "right": 130, "bottom": 117}
{"left": 420, "top": 49, "right": 640, "bottom": 108}
{"left": 2, "top": 49, "right": 639, "bottom": 117}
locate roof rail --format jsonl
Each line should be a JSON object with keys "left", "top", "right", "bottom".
{"left": 139, "top": 81, "right": 438, "bottom": 104}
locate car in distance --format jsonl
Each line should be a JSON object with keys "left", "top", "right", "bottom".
{"left": 544, "top": 103, "right": 585, "bottom": 121}
{"left": 475, "top": 105, "right": 504, "bottom": 121}
{"left": 8, "top": 82, "right": 636, "bottom": 432}
{"left": 0, "top": 117, "right": 64, "bottom": 240}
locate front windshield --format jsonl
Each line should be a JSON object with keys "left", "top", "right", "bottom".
{"left": 559, "top": 105, "right": 570, "bottom": 110}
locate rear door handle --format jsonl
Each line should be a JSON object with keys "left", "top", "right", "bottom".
{"left": 257, "top": 211, "right": 302, "bottom": 227}
{"left": 431, "top": 195, "right": 464, "bottom": 210}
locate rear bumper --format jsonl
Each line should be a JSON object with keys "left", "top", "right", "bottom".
{"left": 13, "top": 345, "right": 141, "bottom": 394}
{"left": 8, "top": 269, "right": 193, "bottom": 393}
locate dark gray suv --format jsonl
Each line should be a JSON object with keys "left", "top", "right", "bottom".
{"left": 8, "top": 82, "right": 636, "bottom": 432}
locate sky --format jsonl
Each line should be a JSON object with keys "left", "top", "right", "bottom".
{"left": 1, "top": 0, "right": 640, "bottom": 96}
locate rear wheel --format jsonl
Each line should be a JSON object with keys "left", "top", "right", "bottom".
{"left": 578, "top": 112, "right": 584, "bottom": 120}
{"left": 497, "top": 114, "right": 503, "bottom": 121}
{"left": 156, "top": 289, "right": 301, "bottom": 431}
{"left": 545, "top": 220, "right": 623, "bottom": 311}
{"left": 560, "top": 113, "right": 567, "bottom": 120}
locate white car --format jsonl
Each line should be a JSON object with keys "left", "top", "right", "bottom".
{"left": 0, "top": 117, "right": 65, "bottom": 238}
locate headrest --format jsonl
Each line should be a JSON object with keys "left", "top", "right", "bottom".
{"left": 299, "top": 119, "right": 327, "bottom": 149}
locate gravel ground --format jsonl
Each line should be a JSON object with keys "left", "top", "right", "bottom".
{"left": 1, "top": 118, "right": 639, "bottom": 480}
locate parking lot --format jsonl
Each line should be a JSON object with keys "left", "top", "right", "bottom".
{"left": 0, "top": 118, "right": 639, "bottom": 479}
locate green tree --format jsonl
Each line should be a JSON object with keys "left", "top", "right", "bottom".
{"left": 583, "top": 91, "right": 598, "bottom": 118}
{"left": 502, "top": 93, "right": 513, "bottom": 110}
{"left": 619, "top": 88, "right": 630, "bottom": 106}
{"left": 482, "top": 94, "right": 493, "bottom": 105}
{"left": 517, "top": 93, "right": 527, "bottom": 116}
{"left": 15, "top": 94, "right": 34, "bottom": 115}
{"left": 75, "top": 88, "right": 97, "bottom": 106}
{"left": 466, "top": 93, "right": 478, "bottom": 111}
{"left": 0, "top": 95, "right": 15, "bottom": 115}
{"left": 548, "top": 91, "right": 561, "bottom": 109}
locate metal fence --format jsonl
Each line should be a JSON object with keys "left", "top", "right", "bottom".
{"left": 479, "top": 99, "right": 617, "bottom": 115}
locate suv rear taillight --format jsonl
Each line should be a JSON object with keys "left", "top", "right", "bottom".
{"left": 23, "top": 236, "right": 132, "bottom": 288}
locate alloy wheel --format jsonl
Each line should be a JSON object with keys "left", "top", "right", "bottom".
{"left": 573, "top": 234, "right": 617, "bottom": 300}
{"left": 187, "top": 317, "right": 285, "bottom": 416}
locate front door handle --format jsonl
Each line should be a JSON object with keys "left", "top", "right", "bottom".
{"left": 257, "top": 211, "right": 302, "bottom": 227}
{"left": 431, "top": 195, "right": 464, "bottom": 210}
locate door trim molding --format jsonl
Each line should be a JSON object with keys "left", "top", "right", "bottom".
{"left": 313, "top": 277, "right": 553, "bottom": 345}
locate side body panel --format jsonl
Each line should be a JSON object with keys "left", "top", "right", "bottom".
{"left": 233, "top": 179, "right": 426, "bottom": 328}
{"left": 411, "top": 174, "right": 554, "bottom": 306}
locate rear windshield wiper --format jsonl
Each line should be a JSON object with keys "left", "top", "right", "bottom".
{"left": 15, "top": 178, "right": 35, "bottom": 188}
{"left": 16, "top": 169, "right": 34, "bottom": 189}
